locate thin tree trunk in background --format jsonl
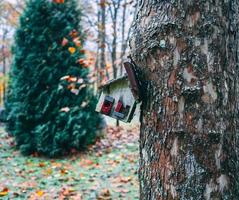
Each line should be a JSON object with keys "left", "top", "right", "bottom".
{"left": 99, "top": 0, "right": 107, "bottom": 85}
{"left": 119, "top": 0, "right": 127, "bottom": 76}
{"left": 112, "top": 16, "right": 117, "bottom": 79}
{"left": 109, "top": 1, "right": 120, "bottom": 79}
{"left": 1, "top": 29, "right": 7, "bottom": 105}
{"left": 130, "top": 1, "right": 239, "bottom": 199}
{"left": 95, "top": 4, "right": 100, "bottom": 88}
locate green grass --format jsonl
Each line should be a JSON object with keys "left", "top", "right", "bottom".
{"left": 0, "top": 126, "right": 139, "bottom": 200}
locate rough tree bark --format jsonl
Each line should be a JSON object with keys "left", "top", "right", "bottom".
{"left": 130, "top": 1, "right": 239, "bottom": 199}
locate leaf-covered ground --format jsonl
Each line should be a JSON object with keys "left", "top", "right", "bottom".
{"left": 0, "top": 125, "right": 139, "bottom": 200}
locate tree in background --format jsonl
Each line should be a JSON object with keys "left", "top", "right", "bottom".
{"left": 130, "top": 0, "right": 239, "bottom": 199}
{"left": 6, "top": 0, "right": 102, "bottom": 157}
{"left": 0, "top": 0, "right": 23, "bottom": 105}
{"left": 81, "top": 0, "right": 135, "bottom": 86}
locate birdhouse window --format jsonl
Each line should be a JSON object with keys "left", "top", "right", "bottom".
{"left": 113, "top": 100, "right": 131, "bottom": 120}
{"left": 115, "top": 100, "right": 123, "bottom": 113}
{"left": 100, "top": 96, "right": 114, "bottom": 115}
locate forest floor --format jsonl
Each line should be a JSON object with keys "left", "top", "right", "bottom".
{"left": 0, "top": 125, "right": 139, "bottom": 200}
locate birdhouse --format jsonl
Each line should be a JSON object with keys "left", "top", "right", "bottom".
{"left": 95, "top": 61, "right": 141, "bottom": 123}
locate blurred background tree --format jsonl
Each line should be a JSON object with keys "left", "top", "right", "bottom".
{"left": 80, "top": 0, "right": 136, "bottom": 87}
{"left": 0, "top": 0, "right": 23, "bottom": 106}
{"left": 6, "top": 0, "right": 102, "bottom": 157}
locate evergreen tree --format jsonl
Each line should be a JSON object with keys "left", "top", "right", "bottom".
{"left": 6, "top": 0, "right": 102, "bottom": 157}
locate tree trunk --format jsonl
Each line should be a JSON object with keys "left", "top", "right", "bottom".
{"left": 130, "top": 1, "right": 239, "bottom": 199}
{"left": 99, "top": 0, "right": 107, "bottom": 85}
{"left": 109, "top": 0, "right": 120, "bottom": 79}
{"left": 119, "top": 0, "right": 127, "bottom": 76}
{"left": 1, "top": 29, "right": 7, "bottom": 105}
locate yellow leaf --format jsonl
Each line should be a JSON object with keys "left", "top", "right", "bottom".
{"left": 68, "top": 47, "right": 76, "bottom": 54}
{"left": 36, "top": 190, "right": 44, "bottom": 197}
{"left": 0, "top": 191, "right": 8, "bottom": 196}
{"left": 68, "top": 188, "right": 75, "bottom": 193}
{"left": 45, "top": 168, "right": 53, "bottom": 175}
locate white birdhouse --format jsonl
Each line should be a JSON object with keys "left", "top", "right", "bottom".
{"left": 95, "top": 61, "right": 141, "bottom": 123}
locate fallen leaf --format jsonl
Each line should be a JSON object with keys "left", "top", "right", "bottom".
{"left": 59, "top": 187, "right": 76, "bottom": 199}
{"left": 79, "top": 159, "right": 94, "bottom": 167}
{"left": 36, "top": 190, "right": 44, "bottom": 197}
{"left": 45, "top": 168, "right": 53, "bottom": 175}
{"left": 38, "top": 162, "right": 46, "bottom": 168}
{"left": 120, "top": 176, "right": 132, "bottom": 183}
{"left": 97, "top": 189, "right": 111, "bottom": 200}
{"left": 60, "top": 168, "right": 68, "bottom": 175}
{"left": 0, "top": 188, "right": 9, "bottom": 197}
{"left": 0, "top": 192, "right": 8, "bottom": 197}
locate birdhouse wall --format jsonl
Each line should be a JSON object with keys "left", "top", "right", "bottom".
{"left": 96, "top": 78, "right": 137, "bottom": 122}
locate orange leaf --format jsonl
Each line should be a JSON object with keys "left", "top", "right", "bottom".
{"left": 38, "top": 162, "right": 46, "bottom": 167}
{"left": 67, "top": 83, "right": 75, "bottom": 90}
{"left": 120, "top": 176, "right": 132, "bottom": 183}
{"left": 80, "top": 49, "right": 85, "bottom": 54}
{"left": 78, "top": 59, "right": 85, "bottom": 65}
{"left": 68, "top": 77, "right": 77, "bottom": 82}
{"left": 68, "top": 47, "right": 76, "bottom": 54}
{"left": 105, "top": 64, "right": 111, "bottom": 70}
{"left": 53, "top": 0, "right": 64, "bottom": 3}
{"left": 45, "top": 168, "right": 53, "bottom": 175}
{"left": 73, "top": 37, "right": 81, "bottom": 47}
{"left": 60, "top": 168, "right": 68, "bottom": 175}
{"left": 69, "top": 30, "right": 79, "bottom": 38}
